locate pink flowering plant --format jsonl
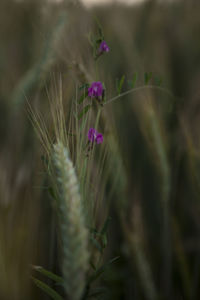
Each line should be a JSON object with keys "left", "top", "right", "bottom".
{"left": 87, "top": 18, "right": 110, "bottom": 61}
{"left": 77, "top": 21, "right": 164, "bottom": 157}
{"left": 88, "top": 128, "right": 103, "bottom": 144}
{"left": 32, "top": 16, "right": 169, "bottom": 300}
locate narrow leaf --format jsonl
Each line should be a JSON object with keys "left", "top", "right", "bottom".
{"left": 117, "top": 75, "right": 125, "bottom": 94}
{"left": 90, "top": 261, "right": 97, "bottom": 271}
{"left": 32, "top": 277, "right": 63, "bottom": 300}
{"left": 32, "top": 265, "right": 63, "bottom": 283}
{"left": 144, "top": 72, "right": 153, "bottom": 85}
{"left": 100, "top": 217, "right": 111, "bottom": 235}
{"left": 78, "top": 105, "right": 91, "bottom": 120}
{"left": 132, "top": 72, "right": 138, "bottom": 88}
{"left": 88, "top": 256, "right": 120, "bottom": 284}
{"left": 78, "top": 93, "right": 87, "bottom": 105}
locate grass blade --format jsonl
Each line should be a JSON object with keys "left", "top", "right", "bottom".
{"left": 32, "top": 277, "right": 63, "bottom": 300}
{"left": 32, "top": 265, "right": 63, "bottom": 284}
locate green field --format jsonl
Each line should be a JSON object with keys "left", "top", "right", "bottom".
{"left": 0, "top": 0, "right": 200, "bottom": 299}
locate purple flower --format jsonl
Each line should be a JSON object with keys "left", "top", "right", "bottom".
{"left": 96, "top": 133, "right": 103, "bottom": 144}
{"left": 88, "top": 128, "right": 98, "bottom": 142}
{"left": 88, "top": 82, "right": 103, "bottom": 98}
{"left": 99, "top": 41, "right": 110, "bottom": 53}
{"left": 88, "top": 128, "right": 103, "bottom": 144}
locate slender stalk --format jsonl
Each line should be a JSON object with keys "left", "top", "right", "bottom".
{"left": 105, "top": 85, "right": 176, "bottom": 106}
{"left": 148, "top": 109, "right": 171, "bottom": 298}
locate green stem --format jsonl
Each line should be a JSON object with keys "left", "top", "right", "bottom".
{"left": 95, "top": 60, "right": 99, "bottom": 81}
{"left": 94, "top": 107, "right": 102, "bottom": 130}
{"left": 105, "top": 85, "right": 176, "bottom": 106}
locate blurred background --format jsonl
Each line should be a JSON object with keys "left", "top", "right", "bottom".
{"left": 1, "top": 0, "right": 200, "bottom": 299}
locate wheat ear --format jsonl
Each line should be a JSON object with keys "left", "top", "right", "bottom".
{"left": 53, "top": 142, "right": 89, "bottom": 300}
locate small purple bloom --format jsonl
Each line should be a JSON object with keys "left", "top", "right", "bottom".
{"left": 96, "top": 133, "right": 103, "bottom": 144}
{"left": 88, "top": 128, "right": 103, "bottom": 144}
{"left": 99, "top": 41, "right": 110, "bottom": 53}
{"left": 88, "top": 82, "right": 103, "bottom": 98}
{"left": 88, "top": 128, "right": 98, "bottom": 142}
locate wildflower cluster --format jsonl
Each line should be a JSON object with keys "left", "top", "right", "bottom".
{"left": 88, "top": 128, "right": 103, "bottom": 144}
{"left": 85, "top": 38, "right": 110, "bottom": 148}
